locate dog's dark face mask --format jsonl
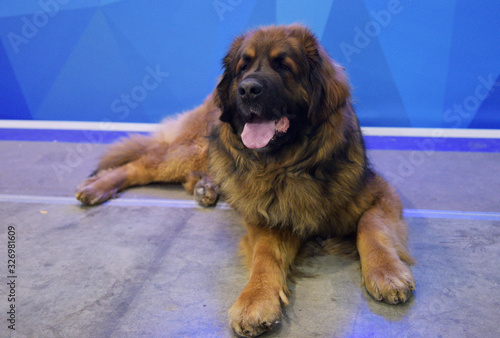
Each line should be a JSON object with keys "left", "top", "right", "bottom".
{"left": 214, "top": 25, "right": 350, "bottom": 154}
{"left": 215, "top": 32, "right": 310, "bottom": 153}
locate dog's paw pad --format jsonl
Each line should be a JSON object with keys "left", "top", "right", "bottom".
{"left": 364, "top": 263, "right": 415, "bottom": 304}
{"left": 229, "top": 288, "right": 283, "bottom": 337}
{"left": 194, "top": 178, "right": 220, "bottom": 207}
{"left": 75, "top": 175, "right": 119, "bottom": 206}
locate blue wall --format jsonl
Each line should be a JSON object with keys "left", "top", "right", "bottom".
{"left": 0, "top": 0, "right": 499, "bottom": 128}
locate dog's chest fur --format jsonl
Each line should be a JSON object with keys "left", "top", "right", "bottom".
{"left": 209, "top": 129, "right": 371, "bottom": 238}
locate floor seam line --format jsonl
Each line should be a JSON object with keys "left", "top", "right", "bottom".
{"left": 0, "top": 194, "right": 499, "bottom": 220}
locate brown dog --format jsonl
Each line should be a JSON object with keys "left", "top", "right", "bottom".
{"left": 76, "top": 24, "right": 415, "bottom": 337}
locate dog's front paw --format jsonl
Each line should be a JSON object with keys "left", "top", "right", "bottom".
{"left": 75, "top": 174, "right": 119, "bottom": 206}
{"left": 194, "top": 176, "right": 220, "bottom": 207}
{"left": 363, "top": 261, "right": 415, "bottom": 304}
{"left": 229, "top": 286, "right": 284, "bottom": 337}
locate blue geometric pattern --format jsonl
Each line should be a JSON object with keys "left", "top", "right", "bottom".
{"left": 0, "top": 0, "right": 499, "bottom": 128}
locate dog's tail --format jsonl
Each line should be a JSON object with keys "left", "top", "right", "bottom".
{"left": 91, "top": 134, "right": 161, "bottom": 176}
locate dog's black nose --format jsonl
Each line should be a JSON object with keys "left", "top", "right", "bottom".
{"left": 238, "top": 78, "right": 263, "bottom": 100}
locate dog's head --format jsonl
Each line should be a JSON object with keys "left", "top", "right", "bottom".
{"left": 215, "top": 24, "right": 350, "bottom": 152}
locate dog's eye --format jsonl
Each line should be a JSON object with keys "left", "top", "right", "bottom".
{"left": 238, "top": 55, "right": 252, "bottom": 74}
{"left": 238, "top": 60, "right": 249, "bottom": 74}
{"left": 274, "top": 58, "right": 291, "bottom": 72}
{"left": 279, "top": 63, "right": 290, "bottom": 71}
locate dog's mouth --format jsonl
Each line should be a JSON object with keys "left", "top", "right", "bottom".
{"left": 241, "top": 114, "right": 290, "bottom": 149}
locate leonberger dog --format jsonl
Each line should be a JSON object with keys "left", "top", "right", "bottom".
{"left": 76, "top": 24, "right": 415, "bottom": 337}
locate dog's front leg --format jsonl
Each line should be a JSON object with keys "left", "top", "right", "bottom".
{"left": 357, "top": 179, "right": 416, "bottom": 304}
{"left": 229, "top": 220, "right": 302, "bottom": 337}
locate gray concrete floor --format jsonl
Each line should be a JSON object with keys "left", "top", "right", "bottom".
{"left": 0, "top": 140, "right": 499, "bottom": 337}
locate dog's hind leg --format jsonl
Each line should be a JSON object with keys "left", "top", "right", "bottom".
{"left": 76, "top": 136, "right": 164, "bottom": 206}
{"left": 76, "top": 96, "right": 221, "bottom": 206}
{"left": 75, "top": 137, "right": 216, "bottom": 206}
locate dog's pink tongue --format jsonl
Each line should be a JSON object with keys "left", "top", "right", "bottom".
{"left": 241, "top": 118, "right": 276, "bottom": 149}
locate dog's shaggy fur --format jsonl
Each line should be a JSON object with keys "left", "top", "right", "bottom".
{"left": 76, "top": 24, "right": 415, "bottom": 337}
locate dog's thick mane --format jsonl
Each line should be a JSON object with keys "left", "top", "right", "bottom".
{"left": 209, "top": 103, "right": 374, "bottom": 238}
{"left": 208, "top": 24, "right": 375, "bottom": 238}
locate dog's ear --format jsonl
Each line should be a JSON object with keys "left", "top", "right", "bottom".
{"left": 214, "top": 35, "right": 245, "bottom": 124}
{"left": 302, "top": 31, "right": 350, "bottom": 126}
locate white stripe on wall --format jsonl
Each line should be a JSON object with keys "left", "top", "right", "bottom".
{"left": 1, "top": 120, "right": 500, "bottom": 138}
{"left": 0, "top": 120, "right": 157, "bottom": 132}
{"left": 362, "top": 127, "right": 500, "bottom": 139}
